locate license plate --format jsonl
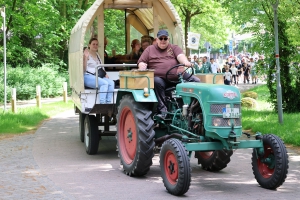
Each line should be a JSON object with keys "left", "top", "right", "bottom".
{"left": 222, "top": 108, "right": 240, "bottom": 118}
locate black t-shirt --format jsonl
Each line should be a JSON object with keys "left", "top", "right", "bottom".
{"left": 243, "top": 65, "right": 250, "bottom": 75}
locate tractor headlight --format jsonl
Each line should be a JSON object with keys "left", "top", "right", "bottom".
{"left": 227, "top": 119, "right": 231, "bottom": 126}
{"left": 213, "top": 118, "right": 222, "bottom": 126}
{"left": 227, "top": 119, "right": 238, "bottom": 126}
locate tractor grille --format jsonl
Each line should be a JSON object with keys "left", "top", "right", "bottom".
{"left": 210, "top": 104, "right": 241, "bottom": 127}
{"left": 210, "top": 104, "right": 241, "bottom": 114}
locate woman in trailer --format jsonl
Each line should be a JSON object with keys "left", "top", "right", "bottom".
{"left": 83, "top": 37, "right": 115, "bottom": 104}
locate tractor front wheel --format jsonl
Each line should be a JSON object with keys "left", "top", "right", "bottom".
{"left": 160, "top": 139, "right": 191, "bottom": 196}
{"left": 195, "top": 150, "right": 233, "bottom": 171}
{"left": 117, "top": 95, "right": 155, "bottom": 176}
{"left": 252, "top": 134, "right": 289, "bottom": 189}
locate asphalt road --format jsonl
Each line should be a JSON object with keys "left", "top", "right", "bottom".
{"left": 25, "top": 110, "right": 300, "bottom": 200}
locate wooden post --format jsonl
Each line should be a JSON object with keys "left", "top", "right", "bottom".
{"left": 11, "top": 88, "right": 17, "bottom": 113}
{"left": 36, "top": 85, "right": 41, "bottom": 108}
{"left": 63, "top": 82, "right": 67, "bottom": 103}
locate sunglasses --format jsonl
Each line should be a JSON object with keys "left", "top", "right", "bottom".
{"left": 158, "top": 37, "right": 168, "bottom": 41}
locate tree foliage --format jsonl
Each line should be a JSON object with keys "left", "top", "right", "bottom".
{"left": 223, "top": 0, "right": 300, "bottom": 113}
{"left": 171, "top": 0, "right": 233, "bottom": 52}
{"left": 104, "top": 10, "right": 126, "bottom": 55}
{"left": 0, "top": 0, "right": 92, "bottom": 68}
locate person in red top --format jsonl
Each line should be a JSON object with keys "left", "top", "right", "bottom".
{"left": 138, "top": 30, "right": 200, "bottom": 118}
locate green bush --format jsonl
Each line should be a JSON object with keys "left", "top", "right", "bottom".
{"left": 0, "top": 64, "right": 69, "bottom": 103}
{"left": 242, "top": 91, "right": 258, "bottom": 99}
{"left": 241, "top": 97, "right": 257, "bottom": 109}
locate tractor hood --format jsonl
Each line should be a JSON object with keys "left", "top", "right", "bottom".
{"left": 176, "top": 82, "right": 241, "bottom": 103}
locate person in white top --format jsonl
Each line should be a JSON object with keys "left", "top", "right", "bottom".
{"left": 83, "top": 38, "right": 115, "bottom": 104}
{"left": 230, "top": 63, "right": 238, "bottom": 85}
{"left": 210, "top": 58, "right": 219, "bottom": 73}
{"left": 223, "top": 68, "right": 232, "bottom": 85}
{"left": 249, "top": 57, "right": 258, "bottom": 84}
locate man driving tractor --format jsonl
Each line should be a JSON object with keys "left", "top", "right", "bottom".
{"left": 138, "top": 30, "right": 200, "bottom": 119}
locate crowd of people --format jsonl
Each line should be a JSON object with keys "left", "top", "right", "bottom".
{"left": 222, "top": 54, "right": 264, "bottom": 85}
{"left": 187, "top": 53, "right": 265, "bottom": 86}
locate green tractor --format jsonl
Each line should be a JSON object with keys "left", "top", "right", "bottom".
{"left": 115, "top": 64, "right": 289, "bottom": 196}
{"left": 68, "top": 0, "right": 288, "bottom": 196}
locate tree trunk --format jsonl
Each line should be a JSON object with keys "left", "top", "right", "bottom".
{"left": 184, "top": 12, "right": 191, "bottom": 56}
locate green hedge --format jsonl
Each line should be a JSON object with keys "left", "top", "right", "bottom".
{"left": 0, "top": 64, "right": 69, "bottom": 103}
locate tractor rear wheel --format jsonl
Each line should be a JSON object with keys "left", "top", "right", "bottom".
{"left": 195, "top": 150, "right": 233, "bottom": 171}
{"left": 252, "top": 134, "right": 288, "bottom": 189}
{"left": 160, "top": 139, "right": 191, "bottom": 196}
{"left": 84, "top": 115, "right": 99, "bottom": 155}
{"left": 117, "top": 95, "right": 155, "bottom": 176}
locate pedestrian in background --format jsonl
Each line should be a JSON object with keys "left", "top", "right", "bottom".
{"left": 242, "top": 62, "right": 250, "bottom": 84}
{"left": 249, "top": 57, "right": 257, "bottom": 84}
{"left": 231, "top": 63, "right": 238, "bottom": 85}
{"left": 223, "top": 67, "right": 232, "bottom": 85}
{"left": 210, "top": 58, "right": 220, "bottom": 73}
{"left": 199, "top": 56, "right": 212, "bottom": 73}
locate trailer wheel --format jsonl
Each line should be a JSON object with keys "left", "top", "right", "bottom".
{"left": 79, "top": 112, "right": 86, "bottom": 143}
{"left": 252, "top": 134, "right": 288, "bottom": 189}
{"left": 84, "top": 115, "right": 99, "bottom": 155}
{"left": 117, "top": 95, "right": 155, "bottom": 176}
{"left": 195, "top": 150, "right": 233, "bottom": 171}
{"left": 160, "top": 139, "right": 191, "bottom": 196}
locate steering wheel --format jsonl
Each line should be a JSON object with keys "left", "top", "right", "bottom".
{"left": 165, "top": 64, "right": 194, "bottom": 84}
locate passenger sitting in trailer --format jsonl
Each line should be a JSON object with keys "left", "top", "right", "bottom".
{"left": 83, "top": 37, "right": 115, "bottom": 104}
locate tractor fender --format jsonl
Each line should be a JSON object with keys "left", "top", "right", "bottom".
{"left": 116, "top": 89, "right": 158, "bottom": 108}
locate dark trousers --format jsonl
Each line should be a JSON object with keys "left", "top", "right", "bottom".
{"left": 154, "top": 73, "right": 200, "bottom": 113}
{"left": 232, "top": 75, "right": 237, "bottom": 84}
{"left": 224, "top": 79, "right": 231, "bottom": 85}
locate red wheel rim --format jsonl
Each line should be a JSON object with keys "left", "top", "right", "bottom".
{"left": 198, "top": 151, "right": 213, "bottom": 159}
{"left": 257, "top": 144, "right": 274, "bottom": 178}
{"left": 164, "top": 150, "right": 178, "bottom": 185}
{"left": 119, "top": 106, "right": 137, "bottom": 165}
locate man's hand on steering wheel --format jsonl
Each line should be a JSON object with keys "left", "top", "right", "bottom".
{"left": 176, "top": 61, "right": 192, "bottom": 74}
{"left": 166, "top": 64, "right": 194, "bottom": 84}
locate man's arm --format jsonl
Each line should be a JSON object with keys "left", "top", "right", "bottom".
{"left": 177, "top": 54, "right": 192, "bottom": 67}
{"left": 83, "top": 48, "right": 89, "bottom": 72}
{"left": 137, "top": 48, "right": 149, "bottom": 70}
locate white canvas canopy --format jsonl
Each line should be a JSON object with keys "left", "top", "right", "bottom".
{"left": 68, "top": 0, "right": 184, "bottom": 94}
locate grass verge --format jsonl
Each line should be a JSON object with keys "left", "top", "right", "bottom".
{"left": 241, "top": 85, "right": 300, "bottom": 146}
{"left": 0, "top": 100, "right": 73, "bottom": 135}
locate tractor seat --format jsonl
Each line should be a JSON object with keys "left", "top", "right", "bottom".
{"left": 165, "top": 86, "right": 176, "bottom": 98}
